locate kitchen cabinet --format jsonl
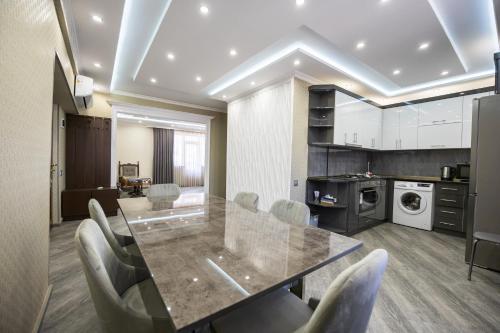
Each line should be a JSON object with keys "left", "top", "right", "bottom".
{"left": 462, "top": 92, "right": 491, "bottom": 148}
{"left": 418, "top": 97, "right": 463, "bottom": 126}
{"left": 418, "top": 122, "right": 462, "bottom": 149}
{"left": 433, "top": 183, "right": 468, "bottom": 233}
{"left": 382, "top": 106, "right": 418, "bottom": 150}
{"left": 334, "top": 91, "right": 382, "bottom": 149}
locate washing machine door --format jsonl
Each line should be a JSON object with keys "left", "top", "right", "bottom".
{"left": 397, "top": 191, "right": 427, "bottom": 215}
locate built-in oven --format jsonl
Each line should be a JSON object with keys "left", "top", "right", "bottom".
{"left": 358, "top": 180, "right": 386, "bottom": 221}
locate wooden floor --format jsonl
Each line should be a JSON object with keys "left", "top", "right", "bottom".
{"left": 41, "top": 219, "right": 500, "bottom": 332}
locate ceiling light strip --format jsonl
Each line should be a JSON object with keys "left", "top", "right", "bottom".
{"left": 117, "top": 113, "right": 206, "bottom": 128}
{"left": 110, "top": 0, "right": 133, "bottom": 91}
{"left": 132, "top": 0, "right": 173, "bottom": 81}
{"left": 427, "top": 0, "right": 469, "bottom": 72}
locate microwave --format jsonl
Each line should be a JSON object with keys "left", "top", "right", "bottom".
{"left": 456, "top": 163, "right": 470, "bottom": 180}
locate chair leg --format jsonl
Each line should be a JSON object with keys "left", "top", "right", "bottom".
{"left": 468, "top": 239, "right": 479, "bottom": 281}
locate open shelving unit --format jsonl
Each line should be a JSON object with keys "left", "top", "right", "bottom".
{"left": 308, "top": 86, "right": 336, "bottom": 146}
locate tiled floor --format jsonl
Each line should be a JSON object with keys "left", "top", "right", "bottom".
{"left": 41, "top": 218, "right": 500, "bottom": 332}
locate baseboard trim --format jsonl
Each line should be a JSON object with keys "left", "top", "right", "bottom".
{"left": 33, "top": 284, "right": 53, "bottom": 333}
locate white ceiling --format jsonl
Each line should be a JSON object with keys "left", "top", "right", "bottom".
{"left": 66, "top": 0, "right": 499, "bottom": 109}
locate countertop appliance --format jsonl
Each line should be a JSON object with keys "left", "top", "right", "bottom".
{"left": 466, "top": 94, "right": 500, "bottom": 271}
{"left": 455, "top": 163, "right": 470, "bottom": 181}
{"left": 440, "top": 166, "right": 455, "bottom": 180}
{"left": 393, "top": 181, "right": 434, "bottom": 231}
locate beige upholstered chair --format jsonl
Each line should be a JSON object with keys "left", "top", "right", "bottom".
{"left": 88, "top": 199, "right": 145, "bottom": 267}
{"left": 148, "top": 183, "right": 181, "bottom": 198}
{"left": 75, "top": 219, "right": 175, "bottom": 333}
{"left": 270, "top": 199, "right": 310, "bottom": 226}
{"left": 234, "top": 192, "right": 259, "bottom": 212}
{"left": 212, "top": 249, "right": 388, "bottom": 333}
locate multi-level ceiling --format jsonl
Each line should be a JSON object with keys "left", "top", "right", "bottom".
{"left": 64, "top": 0, "right": 500, "bottom": 110}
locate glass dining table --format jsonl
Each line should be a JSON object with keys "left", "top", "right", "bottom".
{"left": 118, "top": 193, "right": 363, "bottom": 332}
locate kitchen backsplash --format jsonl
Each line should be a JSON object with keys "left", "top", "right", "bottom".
{"left": 308, "top": 147, "right": 470, "bottom": 177}
{"left": 371, "top": 149, "right": 470, "bottom": 177}
{"left": 308, "top": 147, "right": 370, "bottom": 176}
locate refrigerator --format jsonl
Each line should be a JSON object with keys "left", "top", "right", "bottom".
{"left": 466, "top": 94, "right": 500, "bottom": 271}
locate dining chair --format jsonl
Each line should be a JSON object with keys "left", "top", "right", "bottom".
{"left": 270, "top": 199, "right": 310, "bottom": 226}
{"left": 468, "top": 231, "right": 500, "bottom": 280}
{"left": 148, "top": 183, "right": 181, "bottom": 198}
{"left": 234, "top": 192, "right": 259, "bottom": 211}
{"left": 211, "top": 249, "right": 388, "bottom": 333}
{"left": 88, "top": 199, "right": 145, "bottom": 267}
{"left": 75, "top": 219, "right": 175, "bottom": 333}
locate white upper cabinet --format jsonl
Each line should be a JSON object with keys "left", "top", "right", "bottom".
{"left": 418, "top": 97, "right": 463, "bottom": 126}
{"left": 361, "top": 105, "right": 382, "bottom": 149}
{"left": 462, "top": 92, "right": 491, "bottom": 148}
{"left": 382, "top": 107, "right": 400, "bottom": 150}
{"left": 334, "top": 91, "right": 365, "bottom": 147}
{"left": 418, "top": 123, "right": 463, "bottom": 149}
{"left": 399, "top": 105, "right": 419, "bottom": 150}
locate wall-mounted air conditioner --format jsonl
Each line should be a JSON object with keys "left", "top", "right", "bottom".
{"left": 75, "top": 75, "right": 93, "bottom": 109}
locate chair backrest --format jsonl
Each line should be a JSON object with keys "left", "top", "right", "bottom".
{"left": 75, "top": 220, "right": 154, "bottom": 332}
{"left": 88, "top": 199, "right": 129, "bottom": 260}
{"left": 119, "top": 161, "right": 140, "bottom": 178}
{"left": 303, "top": 249, "right": 388, "bottom": 333}
{"left": 269, "top": 199, "right": 310, "bottom": 226}
{"left": 234, "top": 192, "right": 259, "bottom": 212}
{"left": 148, "top": 183, "right": 181, "bottom": 198}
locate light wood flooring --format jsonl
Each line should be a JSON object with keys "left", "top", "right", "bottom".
{"left": 41, "top": 219, "right": 500, "bottom": 332}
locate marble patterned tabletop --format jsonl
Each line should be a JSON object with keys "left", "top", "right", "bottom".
{"left": 118, "top": 193, "right": 363, "bottom": 332}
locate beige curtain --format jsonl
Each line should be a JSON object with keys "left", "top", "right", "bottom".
{"left": 173, "top": 130, "right": 205, "bottom": 187}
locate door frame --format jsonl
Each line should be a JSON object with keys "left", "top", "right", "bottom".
{"left": 109, "top": 102, "right": 214, "bottom": 193}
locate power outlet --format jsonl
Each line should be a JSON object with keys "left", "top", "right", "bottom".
{"left": 293, "top": 179, "right": 299, "bottom": 187}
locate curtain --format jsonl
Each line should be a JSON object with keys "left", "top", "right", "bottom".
{"left": 173, "top": 130, "right": 205, "bottom": 187}
{"left": 153, "top": 128, "right": 174, "bottom": 184}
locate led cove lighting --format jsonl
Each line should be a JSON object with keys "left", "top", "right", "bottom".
{"left": 166, "top": 52, "right": 175, "bottom": 60}
{"left": 356, "top": 41, "right": 366, "bottom": 50}
{"left": 200, "top": 5, "right": 209, "bottom": 15}
{"left": 92, "top": 15, "right": 103, "bottom": 23}
{"left": 117, "top": 113, "right": 206, "bottom": 130}
{"left": 296, "top": 0, "right": 305, "bottom": 6}
{"left": 418, "top": 42, "right": 430, "bottom": 50}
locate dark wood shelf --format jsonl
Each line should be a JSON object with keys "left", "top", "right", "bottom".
{"left": 307, "top": 201, "right": 347, "bottom": 209}
{"left": 309, "top": 125, "right": 334, "bottom": 128}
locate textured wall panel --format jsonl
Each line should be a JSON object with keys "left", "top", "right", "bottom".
{"left": 0, "top": 0, "right": 74, "bottom": 331}
{"left": 227, "top": 81, "right": 292, "bottom": 211}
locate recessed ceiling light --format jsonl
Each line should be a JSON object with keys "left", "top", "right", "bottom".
{"left": 200, "top": 5, "right": 209, "bottom": 15}
{"left": 459, "top": 92, "right": 465, "bottom": 95}
{"left": 418, "top": 42, "right": 430, "bottom": 50}
{"left": 196, "top": 76, "right": 202, "bottom": 82}
{"left": 392, "top": 69, "right": 401, "bottom": 75}
{"left": 222, "top": 95, "right": 227, "bottom": 99}
{"left": 356, "top": 41, "right": 366, "bottom": 50}
{"left": 250, "top": 81, "right": 255, "bottom": 86}
{"left": 229, "top": 49, "right": 237, "bottom": 57}
{"left": 93, "top": 62, "right": 102, "bottom": 68}
{"left": 91, "top": 15, "right": 103, "bottom": 23}
{"left": 150, "top": 77, "right": 157, "bottom": 83}
{"left": 296, "top": 0, "right": 305, "bottom": 6}
{"left": 138, "top": 120, "right": 142, "bottom": 123}
{"left": 166, "top": 52, "right": 175, "bottom": 60}
{"left": 379, "top": 0, "right": 390, "bottom": 4}
{"left": 294, "top": 59, "right": 301, "bottom": 66}
{"left": 441, "top": 70, "right": 449, "bottom": 76}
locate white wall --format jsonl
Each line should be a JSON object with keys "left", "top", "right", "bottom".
{"left": 116, "top": 123, "right": 154, "bottom": 180}
{"left": 290, "top": 78, "right": 309, "bottom": 202}
{"left": 226, "top": 80, "right": 293, "bottom": 210}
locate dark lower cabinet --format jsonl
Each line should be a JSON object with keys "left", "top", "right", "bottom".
{"left": 62, "top": 188, "right": 118, "bottom": 221}
{"left": 433, "top": 183, "right": 468, "bottom": 233}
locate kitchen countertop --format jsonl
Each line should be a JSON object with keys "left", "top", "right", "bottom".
{"left": 307, "top": 175, "right": 469, "bottom": 184}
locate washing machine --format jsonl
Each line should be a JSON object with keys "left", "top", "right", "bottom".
{"left": 393, "top": 181, "right": 434, "bottom": 231}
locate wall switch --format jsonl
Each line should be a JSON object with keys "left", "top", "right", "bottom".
{"left": 293, "top": 180, "right": 299, "bottom": 186}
